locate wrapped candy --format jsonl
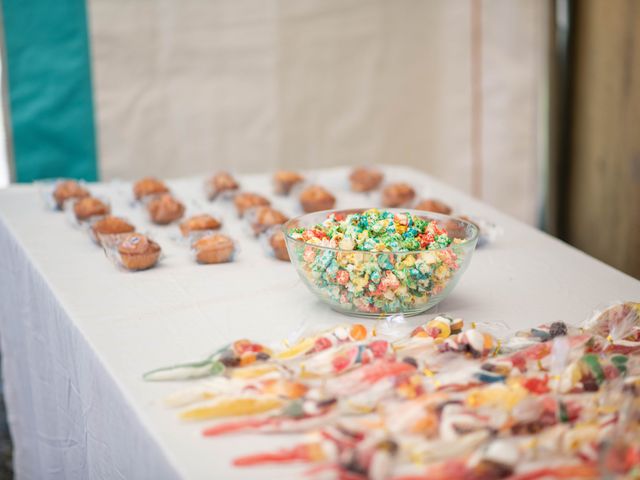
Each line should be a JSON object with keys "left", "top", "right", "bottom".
{"left": 143, "top": 302, "right": 640, "bottom": 479}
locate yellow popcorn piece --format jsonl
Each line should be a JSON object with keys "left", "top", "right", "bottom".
{"left": 423, "top": 252, "right": 437, "bottom": 265}
{"left": 353, "top": 276, "right": 368, "bottom": 289}
{"left": 338, "top": 237, "right": 354, "bottom": 250}
{"left": 435, "top": 265, "right": 449, "bottom": 280}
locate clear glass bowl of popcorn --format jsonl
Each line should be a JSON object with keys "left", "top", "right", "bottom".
{"left": 283, "top": 208, "right": 479, "bottom": 317}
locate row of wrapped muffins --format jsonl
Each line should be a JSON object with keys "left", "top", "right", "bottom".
{"left": 51, "top": 180, "right": 237, "bottom": 270}
{"left": 206, "top": 167, "right": 453, "bottom": 214}
{"left": 53, "top": 167, "right": 453, "bottom": 220}
{"left": 123, "top": 177, "right": 237, "bottom": 268}
{"left": 133, "top": 176, "right": 293, "bottom": 263}
{"left": 51, "top": 178, "right": 290, "bottom": 270}
{"left": 207, "top": 171, "right": 334, "bottom": 215}
{"left": 201, "top": 173, "right": 291, "bottom": 260}
{"left": 52, "top": 180, "right": 163, "bottom": 270}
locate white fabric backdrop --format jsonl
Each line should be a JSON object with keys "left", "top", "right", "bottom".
{"left": 87, "top": 0, "right": 549, "bottom": 224}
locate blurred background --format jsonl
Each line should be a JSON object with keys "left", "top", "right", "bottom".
{"left": 0, "top": 0, "right": 638, "bottom": 280}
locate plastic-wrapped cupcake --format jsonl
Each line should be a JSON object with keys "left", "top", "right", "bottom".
{"left": 349, "top": 167, "right": 384, "bottom": 192}
{"left": 206, "top": 171, "right": 239, "bottom": 200}
{"left": 53, "top": 180, "right": 90, "bottom": 209}
{"left": 248, "top": 206, "right": 288, "bottom": 236}
{"left": 133, "top": 177, "right": 169, "bottom": 201}
{"left": 117, "top": 233, "right": 161, "bottom": 271}
{"left": 273, "top": 170, "right": 304, "bottom": 195}
{"left": 382, "top": 182, "right": 415, "bottom": 207}
{"left": 90, "top": 216, "right": 135, "bottom": 244}
{"left": 455, "top": 215, "right": 501, "bottom": 247}
{"left": 299, "top": 185, "right": 335, "bottom": 213}
{"left": 414, "top": 198, "right": 452, "bottom": 215}
{"left": 73, "top": 197, "right": 110, "bottom": 222}
{"left": 179, "top": 214, "right": 222, "bottom": 237}
{"left": 147, "top": 194, "right": 185, "bottom": 225}
{"left": 192, "top": 233, "right": 235, "bottom": 264}
{"left": 269, "top": 230, "right": 290, "bottom": 261}
{"left": 234, "top": 192, "right": 270, "bottom": 218}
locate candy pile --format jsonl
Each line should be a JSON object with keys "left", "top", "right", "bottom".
{"left": 145, "top": 302, "right": 640, "bottom": 479}
{"left": 286, "top": 209, "right": 473, "bottom": 315}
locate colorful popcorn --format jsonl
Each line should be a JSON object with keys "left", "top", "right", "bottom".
{"left": 286, "top": 209, "right": 476, "bottom": 316}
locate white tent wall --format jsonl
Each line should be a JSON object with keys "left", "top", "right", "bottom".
{"left": 87, "top": 0, "right": 549, "bottom": 224}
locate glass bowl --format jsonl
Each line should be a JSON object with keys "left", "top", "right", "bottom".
{"left": 283, "top": 209, "right": 479, "bottom": 318}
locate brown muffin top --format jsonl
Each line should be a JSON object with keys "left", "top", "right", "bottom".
{"left": 254, "top": 206, "right": 288, "bottom": 226}
{"left": 118, "top": 233, "right": 160, "bottom": 255}
{"left": 382, "top": 182, "right": 416, "bottom": 207}
{"left": 414, "top": 198, "right": 452, "bottom": 215}
{"left": 180, "top": 214, "right": 222, "bottom": 234}
{"left": 133, "top": 177, "right": 169, "bottom": 200}
{"left": 349, "top": 167, "right": 384, "bottom": 192}
{"left": 234, "top": 192, "right": 270, "bottom": 216}
{"left": 299, "top": 185, "right": 335, "bottom": 203}
{"left": 193, "top": 233, "right": 234, "bottom": 253}
{"left": 210, "top": 172, "right": 239, "bottom": 192}
{"left": 74, "top": 197, "right": 110, "bottom": 220}
{"left": 273, "top": 170, "right": 304, "bottom": 194}
{"left": 269, "top": 230, "right": 290, "bottom": 261}
{"left": 147, "top": 194, "right": 185, "bottom": 224}
{"left": 54, "top": 180, "right": 90, "bottom": 207}
{"left": 92, "top": 216, "right": 135, "bottom": 235}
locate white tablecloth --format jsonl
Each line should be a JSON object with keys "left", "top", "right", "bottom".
{"left": 0, "top": 166, "right": 638, "bottom": 479}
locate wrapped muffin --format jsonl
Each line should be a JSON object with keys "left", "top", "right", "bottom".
{"left": 299, "top": 185, "right": 335, "bottom": 213}
{"left": 349, "top": 167, "right": 384, "bottom": 192}
{"left": 147, "top": 194, "right": 185, "bottom": 225}
{"left": 192, "top": 233, "right": 235, "bottom": 264}
{"left": 206, "top": 171, "right": 239, "bottom": 200}
{"left": 73, "top": 197, "right": 110, "bottom": 221}
{"left": 269, "top": 229, "right": 290, "bottom": 262}
{"left": 179, "top": 214, "right": 222, "bottom": 238}
{"left": 117, "top": 233, "right": 161, "bottom": 271}
{"left": 456, "top": 215, "right": 501, "bottom": 247}
{"left": 382, "top": 182, "right": 415, "bottom": 207}
{"left": 90, "top": 216, "right": 135, "bottom": 244}
{"left": 414, "top": 198, "right": 452, "bottom": 215}
{"left": 233, "top": 192, "right": 270, "bottom": 218}
{"left": 133, "top": 177, "right": 169, "bottom": 201}
{"left": 273, "top": 170, "right": 304, "bottom": 195}
{"left": 248, "top": 206, "right": 288, "bottom": 236}
{"left": 53, "top": 180, "right": 90, "bottom": 209}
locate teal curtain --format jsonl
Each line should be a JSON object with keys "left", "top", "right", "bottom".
{"left": 1, "top": 0, "right": 98, "bottom": 182}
